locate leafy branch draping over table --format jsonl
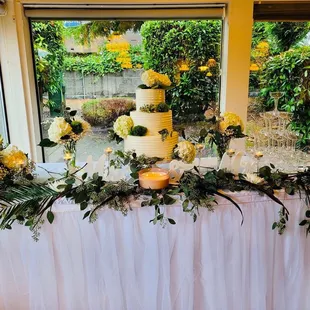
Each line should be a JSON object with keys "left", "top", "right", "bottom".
{"left": 1, "top": 151, "right": 310, "bottom": 241}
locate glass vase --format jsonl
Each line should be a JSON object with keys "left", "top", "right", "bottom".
{"left": 216, "top": 140, "right": 230, "bottom": 169}
{"left": 63, "top": 141, "right": 77, "bottom": 171}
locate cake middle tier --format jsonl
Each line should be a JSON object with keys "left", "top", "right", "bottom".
{"left": 130, "top": 111, "right": 173, "bottom": 136}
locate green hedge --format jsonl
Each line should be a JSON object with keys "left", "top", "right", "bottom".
{"left": 140, "top": 21, "right": 221, "bottom": 121}
{"left": 82, "top": 98, "right": 135, "bottom": 127}
{"left": 64, "top": 52, "right": 122, "bottom": 76}
{"left": 259, "top": 46, "right": 310, "bottom": 145}
{"left": 64, "top": 44, "right": 144, "bottom": 76}
{"left": 32, "top": 21, "right": 66, "bottom": 98}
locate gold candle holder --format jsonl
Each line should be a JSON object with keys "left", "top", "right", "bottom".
{"left": 139, "top": 168, "right": 170, "bottom": 190}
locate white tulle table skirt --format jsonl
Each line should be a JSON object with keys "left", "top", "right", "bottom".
{"left": 0, "top": 191, "right": 310, "bottom": 310}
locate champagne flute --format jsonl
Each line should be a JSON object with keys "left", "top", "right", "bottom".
{"left": 270, "top": 92, "right": 285, "bottom": 116}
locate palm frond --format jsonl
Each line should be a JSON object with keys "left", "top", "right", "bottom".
{"left": 0, "top": 184, "right": 59, "bottom": 228}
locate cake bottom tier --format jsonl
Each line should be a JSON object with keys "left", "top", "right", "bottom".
{"left": 124, "top": 132, "right": 178, "bottom": 160}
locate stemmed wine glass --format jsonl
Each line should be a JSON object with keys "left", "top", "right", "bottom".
{"left": 270, "top": 92, "right": 285, "bottom": 116}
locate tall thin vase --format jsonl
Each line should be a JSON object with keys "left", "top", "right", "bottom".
{"left": 216, "top": 140, "right": 230, "bottom": 169}
{"left": 64, "top": 141, "right": 77, "bottom": 171}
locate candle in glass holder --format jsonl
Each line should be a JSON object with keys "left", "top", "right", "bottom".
{"left": 64, "top": 152, "right": 73, "bottom": 161}
{"left": 226, "top": 149, "right": 236, "bottom": 157}
{"left": 139, "top": 168, "right": 170, "bottom": 190}
{"left": 105, "top": 147, "right": 113, "bottom": 155}
{"left": 255, "top": 151, "right": 264, "bottom": 173}
{"left": 196, "top": 144, "right": 205, "bottom": 152}
{"left": 254, "top": 151, "right": 264, "bottom": 159}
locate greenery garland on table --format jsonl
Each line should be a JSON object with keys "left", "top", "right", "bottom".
{"left": 1, "top": 151, "right": 310, "bottom": 240}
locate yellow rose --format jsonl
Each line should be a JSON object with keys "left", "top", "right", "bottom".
{"left": 219, "top": 112, "right": 244, "bottom": 133}
{"left": 0, "top": 145, "right": 28, "bottom": 170}
{"left": 141, "top": 70, "right": 171, "bottom": 88}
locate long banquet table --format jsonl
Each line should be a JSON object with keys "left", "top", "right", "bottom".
{"left": 0, "top": 164, "right": 310, "bottom": 310}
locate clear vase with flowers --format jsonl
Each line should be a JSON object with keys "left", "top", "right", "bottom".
{"left": 39, "top": 108, "right": 91, "bottom": 171}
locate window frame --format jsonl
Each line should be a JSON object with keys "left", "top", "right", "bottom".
{"left": 0, "top": 65, "right": 9, "bottom": 143}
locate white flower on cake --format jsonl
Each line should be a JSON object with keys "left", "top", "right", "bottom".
{"left": 141, "top": 69, "right": 172, "bottom": 89}
{"left": 114, "top": 115, "right": 134, "bottom": 139}
{"left": 48, "top": 117, "right": 72, "bottom": 143}
{"left": 244, "top": 173, "right": 265, "bottom": 184}
{"left": 0, "top": 145, "right": 28, "bottom": 170}
{"left": 174, "top": 141, "right": 197, "bottom": 164}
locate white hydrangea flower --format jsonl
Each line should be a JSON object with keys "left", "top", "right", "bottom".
{"left": 175, "top": 141, "right": 197, "bottom": 164}
{"left": 48, "top": 117, "right": 72, "bottom": 143}
{"left": 244, "top": 173, "right": 265, "bottom": 184}
{"left": 114, "top": 115, "right": 134, "bottom": 139}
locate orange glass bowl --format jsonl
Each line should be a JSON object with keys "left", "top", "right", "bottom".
{"left": 138, "top": 168, "right": 170, "bottom": 190}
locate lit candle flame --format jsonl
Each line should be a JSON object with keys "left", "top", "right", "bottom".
{"left": 105, "top": 147, "right": 113, "bottom": 155}
{"left": 64, "top": 152, "right": 73, "bottom": 161}
{"left": 196, "top": 144, "right": 205, "bottom": 152}
{"left": 254, "top": 151, "right": 264, "bottom": 159}
{"left": 226, "top": 149, "right": 236, "bottom": 157}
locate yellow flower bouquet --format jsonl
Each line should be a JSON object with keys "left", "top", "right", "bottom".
{"left": 0, "top": 137, "right": 35, "bottom": 186}
{"left": 199, "top": 107, "right": 246, "bottom": 161}
{"left": 39, "top": 108, "right": 91, "bottom": 168}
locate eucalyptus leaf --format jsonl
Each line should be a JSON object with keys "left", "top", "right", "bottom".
{"left": 168, "top": 218, "right": 176, "bottom": 225}
{"left": 47, "top": 210, "right": 54, "bottom": 224}
{"left": 83, "top": 211, "right": 91, "bottom": 220}
{"left": 300, "top": 219, "right": 308, "bottom": 226}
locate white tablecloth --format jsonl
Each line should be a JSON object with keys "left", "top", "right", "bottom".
{"left": 0, "top": 165, "right": 310, "bottom": 310}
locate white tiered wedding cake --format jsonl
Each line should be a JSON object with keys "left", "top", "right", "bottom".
{"left": 124, "top": 87, "right": 178, "bottom": 159}
{"left": 123, "top": 70, "right": 178, "bottom": 159}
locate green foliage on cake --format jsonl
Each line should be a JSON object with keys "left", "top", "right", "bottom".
{"left": 140, "top": 104, "right": 157, "bottom": 113}
{"left": 158, "top": 129, "right": 169, "bottom": 141}
{"left": 140, "top": 102, "right": 170, "bottom": 113}
{"left": 156, "top": 103, "right": 169, "bottom": 112}
{"left": 130, "top": 125, "right": 148, "bottom": 136}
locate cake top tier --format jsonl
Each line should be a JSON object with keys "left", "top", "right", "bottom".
{"left": 135, "top": 88, "right": 166, "bottom": 111}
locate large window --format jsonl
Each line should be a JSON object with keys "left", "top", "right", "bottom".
{"left": 247, "top": 21, "right": 310, "bottom": 170}
{"left": 30, "top": 18, "right": 222, "bottom": 162}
